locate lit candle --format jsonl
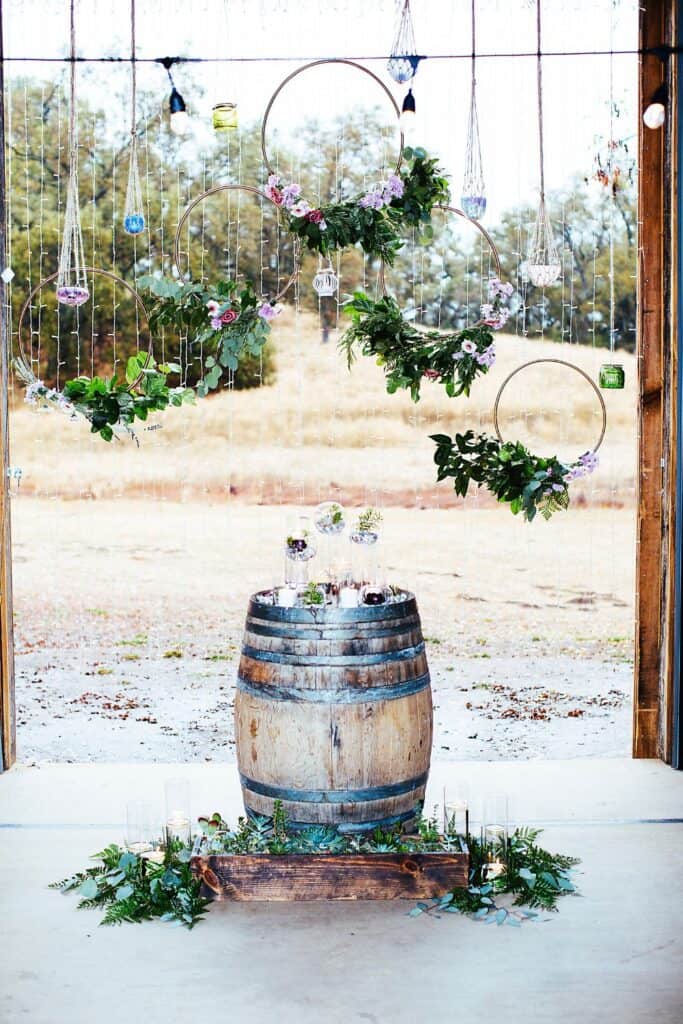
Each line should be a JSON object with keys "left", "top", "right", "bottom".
{"left": 339, "top": 586, "right": 359, "bottom": 608}
{"left": 166, "top": 813, "right": 191, "bottom": 843}
{"left": 277, "top": 586, "right": 297, "bottom": 608}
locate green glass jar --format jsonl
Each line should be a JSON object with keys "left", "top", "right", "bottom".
{"left": 212, "top": 102, "right": 238, "bottom": 132}
{"left": 599, "top": 363, "right": 625, "bottom": 389}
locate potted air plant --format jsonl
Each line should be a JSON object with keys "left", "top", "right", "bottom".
{"left": 350, "top": 508, "right": 382, "bottom": 546}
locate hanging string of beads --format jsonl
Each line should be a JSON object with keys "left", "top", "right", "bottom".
{"left": 56, "top": 0, "right": 89, "bottom": 306}
{"left": 123, "top": 0, "right": 145, "bottom": 236}
{"left": 527, "top": 0, "right": 561, "bottom": 289}
{"left": 387, "top": 0, "right": 420, "bottom": 85}
{"left": 461, "top": 0, "right": 486, "bottom": 220}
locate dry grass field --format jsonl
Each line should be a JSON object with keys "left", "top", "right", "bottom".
{"left": 8, "top": 311, "right": 637, "bottom": 762}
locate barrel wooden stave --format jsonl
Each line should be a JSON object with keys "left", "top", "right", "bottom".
{"left": 235, "top": 594, "right": 433, "bottom": 831}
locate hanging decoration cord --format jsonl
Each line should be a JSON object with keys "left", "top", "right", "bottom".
{"left": 130, "top": 0, "right": 136, "bottom": 137}
{"left": 536, "top": 0, "right": 545, "bottom": 202}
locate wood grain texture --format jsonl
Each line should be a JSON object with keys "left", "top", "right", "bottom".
{"left": 234, "top": 594, "right": 433, "bottom": 829}
{"left": 634, "top": 0, "right": 671, "bottom": 759}
{"left": 0, "top": 12, "right": 16, "bottom": 774}
{"left": 191, "top": 851, "right": 468, "bottom": 901}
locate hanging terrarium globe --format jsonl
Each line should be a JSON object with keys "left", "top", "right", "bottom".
{"left": 314, "top": 501, "right": 346, "bottom": 536}
{"left": 461, "top": 88, "right": 486, "bottom": 220}
{"left": 313, "top": 264, "right": 338, "bottom": 297}
{"left": 123, "top": 134, "right": 145, "bottom": 236}
{"left": 56, "top": 21, "right": 89, "bottom": 308}
{"left": 387, "top": 0, "right": 419, "bottom": 84}
{"left": 285, "top": 516, "right": 317, "bottom": 562}
{"left": 527, "top": 197, "right": 561, "bottom": 287}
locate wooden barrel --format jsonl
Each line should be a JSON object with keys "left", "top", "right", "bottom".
{"left": 234, "top": 592, "right": 433, "bottom": 832}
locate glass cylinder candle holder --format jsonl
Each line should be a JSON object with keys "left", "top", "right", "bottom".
{"left": 482, "top": 794, "right": 508, "bottom": 879}
{"left": 443, "top": 786, "right": 470, "bottom": 837}
{"left": 599, "top": 363, "right": 625, "bottom": 389}
{"left": 165, "top": 778, "right": 191, "bottom": 845}
{"left": 125, "top": 800, "right": 157, "bottom": 855}
{"left": 213, "top": 102, "right": 238, "bottom": 131}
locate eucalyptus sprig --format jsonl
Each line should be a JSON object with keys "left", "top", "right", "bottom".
{"left": 431, "top": 429, "right": 599, "bottom": 522}
{"left": 411, "top": 826, "right": 580, "bottom": 926}
{"left": 285, "top": 147, "right": 450, "bottom": 263}
{"left": 50, "top": 840, "right": 209, "bottom": 929}
{"left": 140, "top": 275, "right": 278, "bottom": 396}
{"left": 341, "top": 292, "right": 497, "bottom": 402}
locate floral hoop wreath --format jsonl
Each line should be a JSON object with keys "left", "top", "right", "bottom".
{"left": 260, "top": 59, "right": 404, "bottom": 180}
{"left": 173, "top": 183, "right": 299, "bottom": 301}
{"left": 430, "top": 358, "right": 609, "bottom": 522}
{"left": 493, "top": 359, "right": 607, "bottom": 456}
{"left": 15, "top": 268, "right": 194, "bottom": 442}
{"left": 16, "top": 267, "right": 153, "bottom": 391}
{"left": 379, "top": 204, "right": 505, "bottom": 327}
{"left": 341, "top": 208, "right": 513, "bottom": 402}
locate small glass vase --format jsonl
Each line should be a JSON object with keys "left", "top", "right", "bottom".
{"left": 165, "top": 778, "right": 192, "bottom": 845}
{"left": 213, "top": 102, "right": 238, "bottom": 131}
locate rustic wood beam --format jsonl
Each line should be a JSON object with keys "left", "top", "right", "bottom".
{"left": 634, "top": 0, "right": 673, "bottom": 759}
{"left": 0, "top": 0, "right": 15, "bottom": 773}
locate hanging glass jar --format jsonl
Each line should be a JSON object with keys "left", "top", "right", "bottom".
{"left": 313, "top": 264, "right": 338, "bottom": 297}
{"left": 57, "top": 4, "right": 89, "bottom": 307}
{"left": 213, "top": 102, "right": 238, "bottom": 132}
{"left": 123, "top": 133, "right": 145, "bottom": 236}
{"left": 599, "top": 363, "right": 625, "bottom": 389}
{"left": 387, "top": 0, "right": 419, "bottom": 84}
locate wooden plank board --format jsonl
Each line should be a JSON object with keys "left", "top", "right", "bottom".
{"left": 191, "top": 851, "right": 469, "bottom": 902}
{"left": 634, "top": 0, "right": 670, "bottom": 759}
{"left": 0, "top": 8, "right": 16, "bottom": 773}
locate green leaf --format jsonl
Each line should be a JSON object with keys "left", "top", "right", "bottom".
{"left": 79, "top": 877, "right": 99, "bottom": 899}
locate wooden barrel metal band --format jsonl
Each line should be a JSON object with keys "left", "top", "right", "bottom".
{"left": 493, "top": 358, "right": 607, "bottom": 455}
{"left": 243, "top": 617, "right": 422, "bottom": 641}
{"left": 239, "top": 641, "right": 425, "bottom": 667}
{"left": 247, "top": 594, "right": 418, "bottom": 622}
{"left": 244, "top": 806, "right": 419, "bottom": 834}
{"left": 173, "top": 183, "right": 299, "bottom": 302}
{"left": 236, "top": 672, "right": 431, "bottom": 704}
{"left": 17, "top": 267, "right": 153, "bottom": 391}
{"left": 239, "top": 772, "right": 429, "bottom": 805}
{"left": 261, "top": 59, "right": 403, "bottom": 179}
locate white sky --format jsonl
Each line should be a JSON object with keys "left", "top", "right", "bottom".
{"left": 3, "top": 0, "right": 638, "bottom": 221}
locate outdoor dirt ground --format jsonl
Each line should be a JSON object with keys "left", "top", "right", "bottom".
{"left": 9, "top": 315, "right": 637, "bottom": 763}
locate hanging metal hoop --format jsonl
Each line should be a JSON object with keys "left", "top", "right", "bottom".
{"left": 378, "top": 205, "right": 503, "bottom": 327}
{"left": 173, "top": 183, "right": 299, "bottom": 301}
{"left": 261, "top": 59, "right": 404, "bottom": 179}
{"left": 493, "top": 358, "right": 607, "bottom": 455}
{"left": 17, "top": 267, "right": 153, "bottom": 389}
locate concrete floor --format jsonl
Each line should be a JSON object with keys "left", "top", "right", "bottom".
{"left": 1, "top": 758, "right": 682, "bottom": 1024}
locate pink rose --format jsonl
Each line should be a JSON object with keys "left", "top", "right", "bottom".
{"left": 266, "top": 184, "right": 284, "bottom": 206}
{"left": 221, "top": 309, "right": 238, "bottom": 325}
{"left": 306, "top": 209, "right": 324, "bottom": 224}
{"left": 423, "top": 369, "right": 440, "bottom": 381}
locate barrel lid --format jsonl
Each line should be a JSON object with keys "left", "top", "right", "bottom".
{"left": 248, "top": 590, "right": 418, "bottom": 623}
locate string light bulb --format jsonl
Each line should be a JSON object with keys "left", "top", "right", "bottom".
{"left": 643, "top": 83, "right": 666, "bottom": 129}
{"left": 161, "top": 58, "right": 189, "bottom": 136}
{"left": 401, "top": 87, "right": 416, "bottom": 136}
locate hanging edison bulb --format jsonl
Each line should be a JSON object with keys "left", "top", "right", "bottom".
{"left": 56, "top": 1, "right": 88, "bottom": 307}
{"left": 387, "top": 0, "right": 420, "bottom": 84}
{"left": 213, "top": 102, "right": 238, "bottom": 132}
{"left": 123, "top": 134, "right": 145, "bottom": 235}
{"left": 313, "top": 264, "right": 338, "bottom": 297}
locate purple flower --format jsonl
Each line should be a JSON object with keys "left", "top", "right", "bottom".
{"left": 267, "top": 173, "right": 280, "bottom": 189}
{"left": 319, "top": 218, "right": 327, "bottom": 231}
{"left": 452, "top": 351, "right": 465, "bottom": 361}
{"left": 488, "top": 278, "right": 514, "bottom": 300}
{"left": 210, "top": 316, "right": 222, "bottom": 330}
{"left": 257, "top": 301, "right": 282, "bottom": 321}
{"left": 290, "top": 200, "right": 311, "bottom": 218}
{"left": 552, "top": 483, "right": 565, "bottom": 492}
{"left": 359, "top": 189, "right": 385, "bottom": 210}
{"left": 382, "top": 174, "right": 404, "bottom": 201}
{"left": 282, "top": 183, "right": 302, "bottom": 209}
{"left": 475, "top": 345, "right": 496, "bottom": 368}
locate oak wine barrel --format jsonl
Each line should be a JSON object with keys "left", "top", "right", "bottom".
{"left": 234, "top": 591, "right": 433, "bottom": 832}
